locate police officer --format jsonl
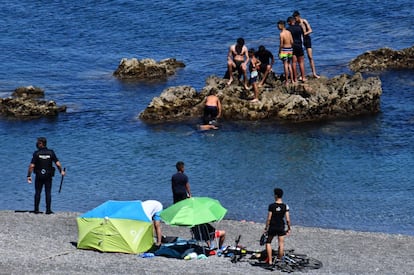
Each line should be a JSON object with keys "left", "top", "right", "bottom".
{"left": 27, "top": 137, "right": 65, "bottom": 214}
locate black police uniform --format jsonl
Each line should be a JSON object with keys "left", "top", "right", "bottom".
{"left": 31, "top": 147, "right": 59, "bottom": 213}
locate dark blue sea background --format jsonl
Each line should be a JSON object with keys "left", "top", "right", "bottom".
{"left": 1, "top": 1, "right": 413, "bottom": 235}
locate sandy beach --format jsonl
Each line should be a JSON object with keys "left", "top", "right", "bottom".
{"left": 1, "top": 210, "right": 413, "bottom": 274}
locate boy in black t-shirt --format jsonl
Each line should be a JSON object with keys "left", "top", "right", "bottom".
{"left": 264, "top": 188, "right": 291, "bottom": 266}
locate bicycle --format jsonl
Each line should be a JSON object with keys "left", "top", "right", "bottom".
{"left": 222, "top": 235, "right": 322, "bottom": 272}
{"left": 271, "top": 249, "right": 323, "bottom": 273}
{"left": 221, "top": 235, "right": 261, "bottom": 263}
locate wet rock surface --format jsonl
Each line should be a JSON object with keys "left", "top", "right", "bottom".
{"left": 0, "top": 86, "right": 66, "bottom": 119}
{"left": 113, "top": 57, "right": 185, "bottom": 80}
{"left": 349, "top": 45, "right": 414, "bottom": 72}
{"left": 139, "top": 73, "right": 382, "bottom": 123}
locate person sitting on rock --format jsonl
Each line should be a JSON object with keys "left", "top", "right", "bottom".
{"left": 226, "top": 37, "right": 250, "bottom": 89}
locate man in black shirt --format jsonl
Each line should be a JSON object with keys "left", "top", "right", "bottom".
{"left": 27, "top": 137, "right": 65, "bottom": 214}
{"left": 255, "top": 45, "right": 274, "bottom": 86}
{"left": 287, "top": 16, "right": 307, "bottom": 82}
{"left": 293, "top": 10, "right": 320, "bottom": 78}
{"left": 171, "top": 161, "right": 191, "bottom": 203}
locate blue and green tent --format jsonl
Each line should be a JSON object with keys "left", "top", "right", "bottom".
{"left": 77, "top": 200, "right": 153, "bottom": 254}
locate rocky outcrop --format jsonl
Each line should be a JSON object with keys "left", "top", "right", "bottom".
{"left": 349, "top": 45, "right": 414, "bottom": 72}
{"left": 139, "top": 73, "right": 382, "bottom": 123}
{"left": 113, "top": 58, "right": 185, "bottom": 80}
{"left": 0, "top": 86, "right": 66, "bottom": 119}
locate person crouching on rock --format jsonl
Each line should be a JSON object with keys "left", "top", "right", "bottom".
{"left": 200, "top": 89, "right": 222, "bottom": 130}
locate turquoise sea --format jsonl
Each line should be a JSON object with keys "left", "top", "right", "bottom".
{"left": 0, "top": 0, "right": 413, "bottom": 235}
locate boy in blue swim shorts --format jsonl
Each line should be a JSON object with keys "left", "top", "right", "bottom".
{"left": 248, "top": 48, "right": 261, "bottom": 102}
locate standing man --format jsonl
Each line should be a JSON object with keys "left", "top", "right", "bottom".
{"left": 142, "top": 200, "right": 163, "bottom": 247}
{"left": 27, "top": 137, "right": 65, "bottom": 214}
{"left": 226, "top": 37, "right": 250, "bottom": 89}
{"left": 264, "top": 188, "right": 291, "bottom": 266}
{"left": 255, "top": 45, "right": 275, "bottom": 87}
{"left": 293, "top": 11, "right": 320, "bottom": 78}
{"left": 171, "top": 161, "right": 191, "bottom": 203}
{"left": 287, "top": 16, "right": 307, "bottom": 82}
{"left": 277, "top": 20, "right": 294, "bottom": 85}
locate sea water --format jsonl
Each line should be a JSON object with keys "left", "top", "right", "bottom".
{"left": 0, "top": 0, "right": 413, "bottom": 236}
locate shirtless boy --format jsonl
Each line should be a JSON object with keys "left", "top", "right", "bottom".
{"left": 201, "top": 89, "right": 222, "bottom": 130}
{"left": 227, "top": 37, "right": 249, "bottom": 89}
{"left": 277, "top": 20, "right": 294, "bottom": 85}
{"left": 248, "top": 48, "right": 261, "bottom": 102}
{"left": 203, "top": 89, "right": 222, "bottom": 124}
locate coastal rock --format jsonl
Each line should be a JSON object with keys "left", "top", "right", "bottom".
{"left": 139, "top": 73, "right": 382, "bottom": 123}
{"left": 12, "top": 85, "right": 45, "bottom": 99}
{"left": 0, "top": 86, "right": 66, "bottom": 119}
{"left": 113, "top": 57, "right": 185, "bottom": 80}
{"left": 349, "top": 45, "right": 414, "bottom": 72}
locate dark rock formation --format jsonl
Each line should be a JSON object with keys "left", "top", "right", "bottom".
{"left": 349, "top": 45, "right": 414, "bottom": 72}
{"left": 12, "top": 86, "right": 45, "bottom": 99}
{"left": 139, "top": 73, "right": 382, "bottom": 123}
{"left": 0, "top": 86, "right": 66, "bottom": 119}
{"left": 113, "top": 58, "right": 185, "bottom": 80}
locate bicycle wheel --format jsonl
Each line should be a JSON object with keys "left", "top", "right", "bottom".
{"left": 287, "top": 252, "right": 308, "bottom": 259}
{"left": 274, "top": 261, "right": 295, "bottom": 273}
{"left": 284, "top": 254, "right": 308, "bottom": 267}
{"left": 303, "top": 257, "right": 323, "bottom": 269}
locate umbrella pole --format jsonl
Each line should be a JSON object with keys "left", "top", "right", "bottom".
{"left": 213, "top": 221, "right": 219, "bottom": 250}
{"left": 198, "top": 225, "right": 206, "bottom": 255}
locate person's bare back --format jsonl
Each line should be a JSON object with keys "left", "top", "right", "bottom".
{"left": 280, "top": 29, "right": 293, "bottom": 48}
{"left": 205, "top": 93, "right": 222, "bottom": 118}
{"left": 205, "top": 95, "right": 219, "bottom": 107}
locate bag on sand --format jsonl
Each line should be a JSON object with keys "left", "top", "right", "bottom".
{"left": 259, "top": 232, "right": 268, "bottom": 246}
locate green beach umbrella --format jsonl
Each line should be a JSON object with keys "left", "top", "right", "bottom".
{"left": 160, "top": 197, "right": 227, "bottom": 227}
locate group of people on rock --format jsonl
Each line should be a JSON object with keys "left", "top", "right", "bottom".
{"left": 199, "top": 11, "right": 320, "bottom": 129}
{"left": 226, "top": 10, "right": 320, "bottom": 100}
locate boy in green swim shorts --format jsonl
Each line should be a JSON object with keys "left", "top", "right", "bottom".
{"left": 277, "top": 20, "right": 294, "bottom": 85}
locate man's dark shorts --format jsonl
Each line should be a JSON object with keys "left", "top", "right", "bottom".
{"left": 293, "top": 44, "right": 304, "bottom": 57}
{"left": 173, "top": 193, "right": 188, "bottom": 204}
{"left": 266, "top": 227, "right": 287, "bottom": 243}
{"left": 259, "top": 63, "right": 270, "bottom": 73}
{"left": 234, "top": 60, "right": 243, "bottom": 69}
{"left": 303, "top": 35, "right": 312, "bottom": 49}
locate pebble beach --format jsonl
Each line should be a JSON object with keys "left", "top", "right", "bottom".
{"left": 1, "top": 211, "right": 413, "bottom": 274}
